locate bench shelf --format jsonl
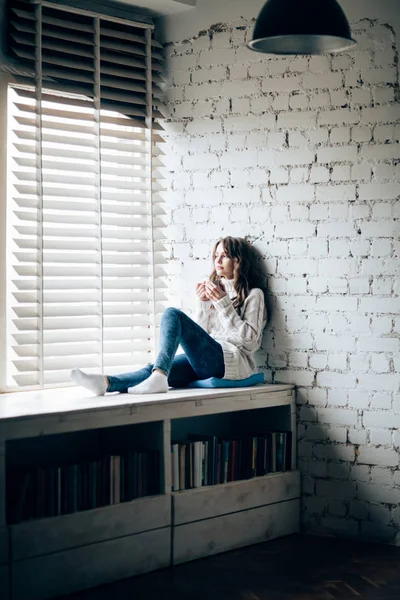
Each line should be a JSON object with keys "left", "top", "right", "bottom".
{"left": 0, "top": 383, "right": 298, "bottom": 599}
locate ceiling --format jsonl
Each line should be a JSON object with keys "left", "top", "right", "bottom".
{"left": 116, "top": 0, "right": 196, "bottom": 16}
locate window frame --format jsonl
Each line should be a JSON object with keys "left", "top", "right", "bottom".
{"left": 1, "top": 1, "right": 165, "bottom": 393}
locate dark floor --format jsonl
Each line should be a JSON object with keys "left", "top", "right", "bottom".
{"left": 57, "top": 534, "right": 400, "bottom": 600}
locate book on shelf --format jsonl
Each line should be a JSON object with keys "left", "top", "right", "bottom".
{"left": 171, "top": 430, "right": 292, "bottom": 492}
{"left": 7, "top": 447, "right": 161, "bottom": 524}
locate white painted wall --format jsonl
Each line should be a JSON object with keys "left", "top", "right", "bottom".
{"left": 158, "top": 2, "right": 400, "bottom": 543}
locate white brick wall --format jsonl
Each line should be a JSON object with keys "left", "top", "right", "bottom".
{"left": 163, "top": 19, "right": 400, "bottom": 544}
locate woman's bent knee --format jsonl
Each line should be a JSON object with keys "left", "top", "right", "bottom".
{"left": 162, "top": 307, "right": 182, "bottom": 319}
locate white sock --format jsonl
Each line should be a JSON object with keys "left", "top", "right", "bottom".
{"left": 128, "top": 371, "right": 168, "bottom": 395}
{"left": 70, "top": 368, "right": 108, "bottom": 396}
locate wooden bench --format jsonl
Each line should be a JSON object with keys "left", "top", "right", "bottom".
{"left": 0, "top": 383, "right": 299, "bottom": 600}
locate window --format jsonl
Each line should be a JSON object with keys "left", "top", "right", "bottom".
{"left": 3, "top": 0, "right": 166, "bottom": 390}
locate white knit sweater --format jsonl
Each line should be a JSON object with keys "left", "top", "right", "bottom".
{"left": 195, "top": 279, "right": 267, "bottom": 380}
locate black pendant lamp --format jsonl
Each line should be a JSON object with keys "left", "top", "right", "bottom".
{"left": 248, "top": 0, "right": 356, "bottom": 55}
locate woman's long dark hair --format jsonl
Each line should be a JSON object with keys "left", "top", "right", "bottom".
{"left": 210, "top": 237, "right": 266, "bottom": 311}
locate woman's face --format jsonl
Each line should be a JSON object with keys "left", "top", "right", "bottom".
{"left": 214, "top": 243, "right": 234, "bottom": 280}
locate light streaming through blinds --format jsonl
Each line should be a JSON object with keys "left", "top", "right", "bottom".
{"left": 6, "top": 1, "right": 167, "bottom": 389}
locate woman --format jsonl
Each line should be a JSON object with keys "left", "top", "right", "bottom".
{"left": 71, "top": 236, "right": 267, "bottom": 395}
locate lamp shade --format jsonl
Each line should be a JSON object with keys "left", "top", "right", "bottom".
{"left": 248, "top": 0, "right": 356, "bottom": 55}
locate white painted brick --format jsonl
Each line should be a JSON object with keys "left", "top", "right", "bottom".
{"left": 369, "top": 429, "right": 392, "bottom": 446}
{"left": 250, "top": 95, "right": 272, "bottom": 113}
{"left": 329, "top": 239, "right": 350, "bottom": 257}
{"left": 191, "top": 34, "right": 211, "bottom": 52}
{"left": 277, "top": 111, "right": 317, "bottom": 129}
{"left": 374, "top": 124, "right": 395, "bottom": 142}
{"left": 213, "top": 97, "right": 230, "bottom": 116}
{"left": 351, "top": 163, "right": 372, "bottom": 181}
{"left": 348, "top": 428, "right": 367, "bottom": 444}
{"left": 230, "top": 206, "right": 249, "bottom": 222}
{"left": 309, "top": 91, "right": 330, "bottom": 108}
{"left": 330, "top": 90, "right": 349, "bottom": 107}
{"left": 330, "top": 127, "right": 351, "bottom": 144}
{"left": 271, "top": 94, "right": 290, "bottom": 111}
{"left": 172, "top": 69, "right": 191, "bottom": 85}
{"left": 351, "top": 88, "right": 372, "bottom": 105}
{"left": 248, "top": 168, "right": 269, "bottom": 185}
{"left": 350, "top": 353, "right": 370, "bottom": 372}
{"left": 211, "top": 31, "right": 231, "bottom": 49}
{"left": 360, "top": 144, "right": 400, "bottom": 161}
{"left": 220, "top": 150, "right": 258, "bottom": 169}
{"left": 248, "top": 62, "right": 269, "bottom": 77}
{"left": 358, "top": 337, "right": 398, "bottom": 352}
{"left": 357, "top": 374, "right": 400, "bottom": 392}
{"left": 373, "top": 87, "right": 395, "bottom": 104}
{"left": 222, "top": 187, "right": 261, "bottom": 205}
{"left": 372, "top": 277, "right": 393, "bottom": 296}
{"left": 289, "top": 92, "right": 309, "bottom": 110}
{"left": 307, "top": 387, "right": 327, "bottom": 407}
{"left": 268, "top": 131, "right": 286, "bottom": 149}
{"left": 331, "top": 165, "right": 351, "bottom": 181}
{"left": 208, "top": 170, "right": 229, "bottom": 187}
{"left": 359, "top": 182, "right": 399, "bottom": 201}
{"left": 169, "top": 53, "right": 197, "bottom": 71}
{"left": 362, "top": 67, "right": 397, "bottom": 85}
{"left": 185, "top": 82, "right": 222, "bottom": 100}
{"left": 302, "top": 72, "right": 343, "bottom": 89}
{"left": 270, "top": 167, "right": 289, "bottom": 184}
{"left": 327, "top": 462, "right": 350, "bottom": 480}
{"left": 288, "top": 239, "right": 308, "bottom": 255}
{"left": 371, "top": 316, "right": 393, "bottom": 335}
{"left": 310, "top": 166, "right": 330, "bottom": 183}
{"left": 290, "top": 167, "right": 309, "bottom": 183}
{"left": 262, "top": 75, "right": 301, "bottom": 93}
{"left": 288, "top": 57, "right": 309, "bottom": 72}
{"left": 373, "top": 163, "right": 395, "bottom": 180}
{"left": 228, "top": 64, "right": 248, "bottom": 80}
{"left": 351, "top": 465, "right": 370, "bottom": 482}
{"left": 317, "top": 145, "right": 358, "bottom": 163}
{"left": 349, "top": 315, "right": 370, "bottom": 333}
{"left": 321, "top": 517, "right": 358, "bottom": 535}
{"left": 275, "top": 149, "right": 315, "bottom": 167}
{"left": 359, "top": 298, "right": 399, "bottom": 314}
{"left": 276, "top": 185, "right": 314, "bottom": 204}
{"left": 185, "top": 118, "right": 222, "bottom": 135}
{"left": 274, "top": 369, "right": 314, "bottom": 386}
{"left": 267, "top": 58, "right": 290, "bottom": 76}
{"left": 318, "top": 407, "right": 357, "bottom": 426}
{"left": 183, "top": 152, "right": 219, "bottom": 170}
{"left": 357, "top": 446, "right": 399, "bottom": 467}
{"left": 317, "top": 222, "right": 356, "bottom": 237}
{"left": 224, "top": 115, "right": 263, "bottom": 132}
{"left": 319, "top": 110, "right": 359, "bottom": 126}
{"left": 222, "top": 79, "right": 260, "bottom": 97}
{"left": 316, "top": 296, "right": 357, "bottom": 312}
{"left": 327, "top": 390, "right": 348, "bottom": 407}
{"left": 363, "top": 411, "right": 400, "bottom": 429}
{"left": 332, "top": 55, "right": 352, "bottom": 70}
{"left": 198, "top": 48, "right": 236, "bottom": 66}
{"left": 317, "top": 480, "right": 356, "bottom": 500}
{"left": 307, "top": 277, "right": 328, "bottom": 294}
{"left": 309, "top": 205, "right": 327, "bottom": 220}
{"left": 309, "top": 128, "right": 329, "bottom": 145}
{"left": 315, "top": 334, "right": 355, "bottom": 352}
{"left": 327, "top": 354, "right": 347, "bottom": 370}
{"left": 361, "top": 104, "right": 400, "bottom": 125}
{"left": 309, "top": 56, "right": 330, "bottom": 72}
{"left": 226, "top": 133, "right": 246, "bottom": 151}
{"left": 288, "top": 131, "right": 308, "bottom": 147}
{"left": 351, "top": 126, "right": 372, "bottom": 142}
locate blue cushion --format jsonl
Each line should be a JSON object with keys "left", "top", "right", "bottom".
{"left": 186, "top": 373, "right": 265, "bottom": 388}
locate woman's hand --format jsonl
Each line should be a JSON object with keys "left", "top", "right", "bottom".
{"left": 196, "top": 282, "right": 209, "bottom": 301}
{"left": 204, "top": 280, "right": 226, "bottom": 302}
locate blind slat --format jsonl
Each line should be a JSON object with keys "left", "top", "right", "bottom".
{"left": 7, "top": 0, "right": 166, "bottom": 390}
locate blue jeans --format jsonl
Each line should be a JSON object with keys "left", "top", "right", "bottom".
{"left": 107, "top": 307, "right": 225, "bottom": 393}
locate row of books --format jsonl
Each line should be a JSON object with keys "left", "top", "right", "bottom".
{"left": 171, "top": 431, "right": 292, "bottom": 492}
{"left": 8, "top": 450, "right": 160, "bottom": 524}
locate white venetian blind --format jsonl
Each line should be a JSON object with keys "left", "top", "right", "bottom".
{"left": 6, "top": 0, "right": 167, "bottom": 389}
